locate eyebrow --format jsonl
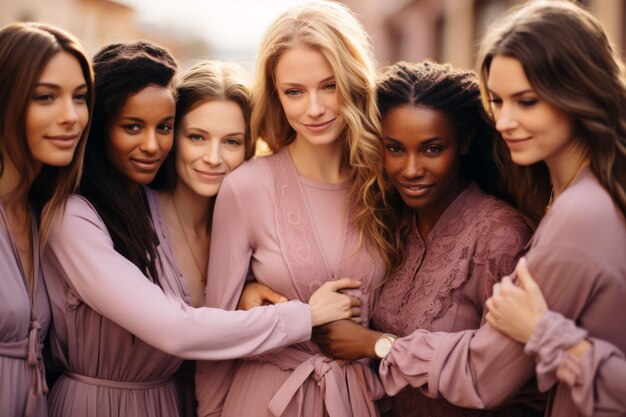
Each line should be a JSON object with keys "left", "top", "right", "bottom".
{"left": 384, "top": 136, "right": 442, "bottom": 144}
{"left": 487, "top": 88, "right": 534, "bottom": 98}
{"left": 279, "top": 76, "right": 335, "bottom": 87}
{"left": 36, "top": 82, "right": 88, "bottom": 90}
{"left": 119, "top": 116, "right": 175, "bottom": 123}
{"left": 185, "top": 127, "right": 245, "bottom": 136}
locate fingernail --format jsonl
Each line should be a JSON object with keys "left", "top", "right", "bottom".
{"left": 519, "top": 256, "right": 527, "bottom": 266}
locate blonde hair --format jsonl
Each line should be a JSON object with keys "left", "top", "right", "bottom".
{"left": 0, "top": 22, "right": 93, "bottom": 246}
{"left": 252, "top": 1, "right": 393, "bottom": 272}
{"left": 478, "top": 0, "right": 626, "bottom": 223}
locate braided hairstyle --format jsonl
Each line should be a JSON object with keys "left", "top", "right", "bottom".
{"left": 80, "top": 41, "right": 177, "bottom": 286}
{"left": 375, "top": 60, "right": 514, "bottom": 276}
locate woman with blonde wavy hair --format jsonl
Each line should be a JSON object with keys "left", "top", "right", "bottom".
{"left": 0, "top": 22, "right": 93, "bottom": 417}
{"left": 195, "top": 2, "right": 388, "bottom": 416}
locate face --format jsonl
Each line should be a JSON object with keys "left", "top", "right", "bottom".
{"left": 274, "top": 46, "right": 346, "bottom": 147}
{"left": 383, "top": 105, "right": 468, "bottom": 215}
{"left": 487, "top": 55, "right": 576, "bottom": 167}
{"left": 106, "top": 84, "right": 175, "bottom": 186}
{"left": 25, "top": 51, "right": 89, "bottom": 167}
{"left": 175, "top": 100, "right": 246, "bottom": 197}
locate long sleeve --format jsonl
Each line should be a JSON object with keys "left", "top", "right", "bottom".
{"left": 379, "top": 243, "right": 619, "bottom": 410}
{"left": 45, "top": 196, "right": 312, "bottom": 361}
{"left": 527, "top": 311, "right": 626, "bottom": 417}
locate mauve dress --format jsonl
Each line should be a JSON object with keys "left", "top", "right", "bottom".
{"left": 524, "top": 310, "right": 626, "bottom": 417}
{"left": 196, "top": 148, "right": 386, "bottom": 417}
{"left": 371, "top": 183, "right": 535, "bottom": 417}
{"left": 42, "top": 190, "right": 312, "bottom": 417}
{"left": 378, "top": 168, "right": 626, "bottom": 417}
{"left": 0, "top": 203, "right": 49, "bottom": 417}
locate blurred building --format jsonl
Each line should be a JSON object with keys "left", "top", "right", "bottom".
{"left": 0, "top": 0, "right": 210, "bottom": 65}
{"left": 340, "top": 0, "right": 624, "bottom": 70}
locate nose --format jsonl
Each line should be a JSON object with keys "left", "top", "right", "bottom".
{"left": 203, "top": 140, "right": 222, "bottom": 166}
{"left": 494, "top": 103, "right": 518, "bottom": 133}
{"left": 306, "top": 92, "right": 325, "bottom": 118}
{"left": 402, "top": 152, "right": 424, "bottom": 179}
{"left": 139, "top": 129, "right": 159, "bottom": 154}
{"left": 59, "top": 96, "right": 79, "bottom": 125}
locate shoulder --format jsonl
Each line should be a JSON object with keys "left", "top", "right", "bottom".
{"left": 220, "top": 155, "right": 273, "bottom": 193}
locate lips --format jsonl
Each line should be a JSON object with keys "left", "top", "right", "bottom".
{"left": 302, "top": 118, "right": 335, "bottom": 133}
{"left": 45, "top": 134, "right": 80, "bottom": 149}
{"left": 130, "top": 158, "right": 161, "bottom": 171}
{"left": 503, "top": 136, "right": 531, "bottom": 150}
{"left": 194, "top": 169, "right": 224, "bottom": 181}
{"left": 398, "top": 183, "right": 434, "bottom": 197}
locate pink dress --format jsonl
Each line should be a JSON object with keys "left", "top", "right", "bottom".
{"left": 371, "top": 183, "right": 534, "bottom": 417}
{"left": 378, "top": 168, "right": 626, "bottom": 417}
{"left": 42, "top": 190, "right": 313, "bottom": 417}
{"left": 196, "top": 148, "right": 386, "bottom": 417}
{"left": 525, "top": 310, "right": 626, "bottom": 417}
{"left": 0, "top": 204, "right": 49, "bottom": 417}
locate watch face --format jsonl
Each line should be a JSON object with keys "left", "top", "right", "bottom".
{"left": 375, "top": 336, "right": 393, "bottom": 359}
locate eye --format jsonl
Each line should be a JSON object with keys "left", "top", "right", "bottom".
{"left": 385, "top": 144, "right": 404, "bottom": 154}
{"left": 34, "top": 93, "right": 55, "bottom": 103}
{"left": 284, "top": 89, "right": 302, "bottom": 97}
{"left": 123, "top": 124, "right": 141, "bottom": 133}
{"left": 519, "top": 98, "right": 538, "bottom": 107}
{"left": 188, "top": 133, "right": 204, "bottom": 142}
{"left": 74, "top": 92, "right": 88, "bottom": 103}
{"left": 323, "top": 82, "right": 336, "bottom": 91}
{"left": 424, "top": 145, "right": 443, "bottom": 155}
{"left": 157, "top": 123, "right": 173, "bottom": 134}
{"left": 224, "top": 137, "right": 242, "bottom": 146}
{"left": 488, "top": 97, "right": 502, "bottom": 108}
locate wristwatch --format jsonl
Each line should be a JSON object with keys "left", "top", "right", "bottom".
{"left": 374, "top": 333, "right": 397, "bottom": 359}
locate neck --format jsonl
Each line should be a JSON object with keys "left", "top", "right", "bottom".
{"left": 546, "top": 141, "right": 589, "bottom": 196}
{"left": 288, "top": 136, "right": 349, "bottom": 183}
{"left": 414, "top": 178, "right": 467, "bottom": 239}
{"left": 170, "top": 180, "right": 213, "bottom": 232}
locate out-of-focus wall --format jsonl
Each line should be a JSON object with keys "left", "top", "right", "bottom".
{"left": 340, "top": 0, "right": 624, "bottom": 70}
{"left": 0, "top": 0, "right": 210, "bottom": 65}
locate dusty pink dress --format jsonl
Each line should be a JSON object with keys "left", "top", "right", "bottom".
{"left": 196, "top": 148, "right": 386, "bottom": 417}
{"left": 378, "top": 168, "right": 626, "bottom": 417}
{"left": 371, "top": 183, "right": 534, "bottom": 417}
{"left": 42, "top": 190, "right": 313, "bottom": 417}
{"left": 0, "top": 204, "right": 49, "bottom": 417}
{"left": 525, "top": 310, "right": 626, "bottom": 417}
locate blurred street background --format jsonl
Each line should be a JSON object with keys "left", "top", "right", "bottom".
{"left": 1, "top": 0, "right": 623, "bottom": 75}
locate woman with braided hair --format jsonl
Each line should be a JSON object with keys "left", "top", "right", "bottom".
{"left": 310, "top": 60, "right": 534, "bottom": 416}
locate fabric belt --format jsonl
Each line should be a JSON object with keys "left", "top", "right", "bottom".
{"left": 64, "top": 371, "right": 173, "bottom": 390}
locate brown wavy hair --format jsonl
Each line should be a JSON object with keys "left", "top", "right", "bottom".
{"left": 252, "top": 1, "right": 391, "bottom": 268}
{"left": 0, "top": 22, "right": 94, "bottom": 246}
{"left": 478, "top": 0, "right": 626, "bottom": 224}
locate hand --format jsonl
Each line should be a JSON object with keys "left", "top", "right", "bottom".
{"left": 312, "top": 319, "right": 380, "bottom": 360}
{"left": 308, "top": 278, "right": 362, "bottom": 327}
{"left": 485, "top": 257, "right": 549, "bottom": 343}
{"left": 238, "top": 282, "right": 287, "bottom": 310}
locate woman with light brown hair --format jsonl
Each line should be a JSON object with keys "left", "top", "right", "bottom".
{"left": 367, "top": 2, "right": 626, "bottom": 417}
{"left": 195, "top": 1, "right": 390, "bottom": 416}
{"left": 0, "top": 22, "right": 93, "bottom": 417}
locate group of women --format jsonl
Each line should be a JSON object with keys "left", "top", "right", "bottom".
{"left": 1, "top": 0, "right": 624, "bottom": 417}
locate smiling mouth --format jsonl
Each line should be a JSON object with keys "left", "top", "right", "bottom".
{"left": 302, "top": 118, "right": 335, "bottom": 131}
{"left": 131, "top": 158, "right": 160, "bottom": 170}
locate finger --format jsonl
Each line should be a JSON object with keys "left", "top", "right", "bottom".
{"left": 485, "top": 311, "right": 497, "bottom": 328}
{"left": 260, "top": 287, "right": 288, "bottom": 304}
{"left": 485, "top": 297, "right": 494, "bottom": 312}
{"left": 351, "top": 317, "right": 362, "bottom": 324}
{"left": 350, "top": 307, "right": 361, "bottom": 317}
{"left": 350, "top": 296, "right": 361, "bottom": 307}
{"left": 492, "top": 282, "right": 501, "bottom": 297}
{"left": 516, "top": 257, "right": 536, "bottom": 292}
{"left": 324, "top": 277, "right": 361, "bottom": 292}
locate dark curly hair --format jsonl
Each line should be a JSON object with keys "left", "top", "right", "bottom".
{"left": 374, "top": 60, "right": 515, "bottom": 277}
{"left": 79, "top": 41, "right": 177, "bottom": 285}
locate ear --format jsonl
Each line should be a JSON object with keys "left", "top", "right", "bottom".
{"left": 460, "top": 130, "right": 474, "bottom": 156}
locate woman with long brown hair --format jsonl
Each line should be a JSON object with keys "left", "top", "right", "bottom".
{"left": 0, "top": 22, "right": 93, "bottom": 417}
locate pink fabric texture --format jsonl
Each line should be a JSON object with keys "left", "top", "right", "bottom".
{"left": 527, "top": 310, "right": 626, "bottom": 417}
{"left": 372, "top": 183, "right": 533, "bottom": 417}
{"left": 42, "top": 190, "right": 312, "bottom": 417}
{"left": 196, "top": 148, "right": 386, "bottom": 417}
{"left": 378, "top": 168, "right": 626, "bottom": 417}
{"left": 0, "top": 203, "right": 49, "bottom": 417}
